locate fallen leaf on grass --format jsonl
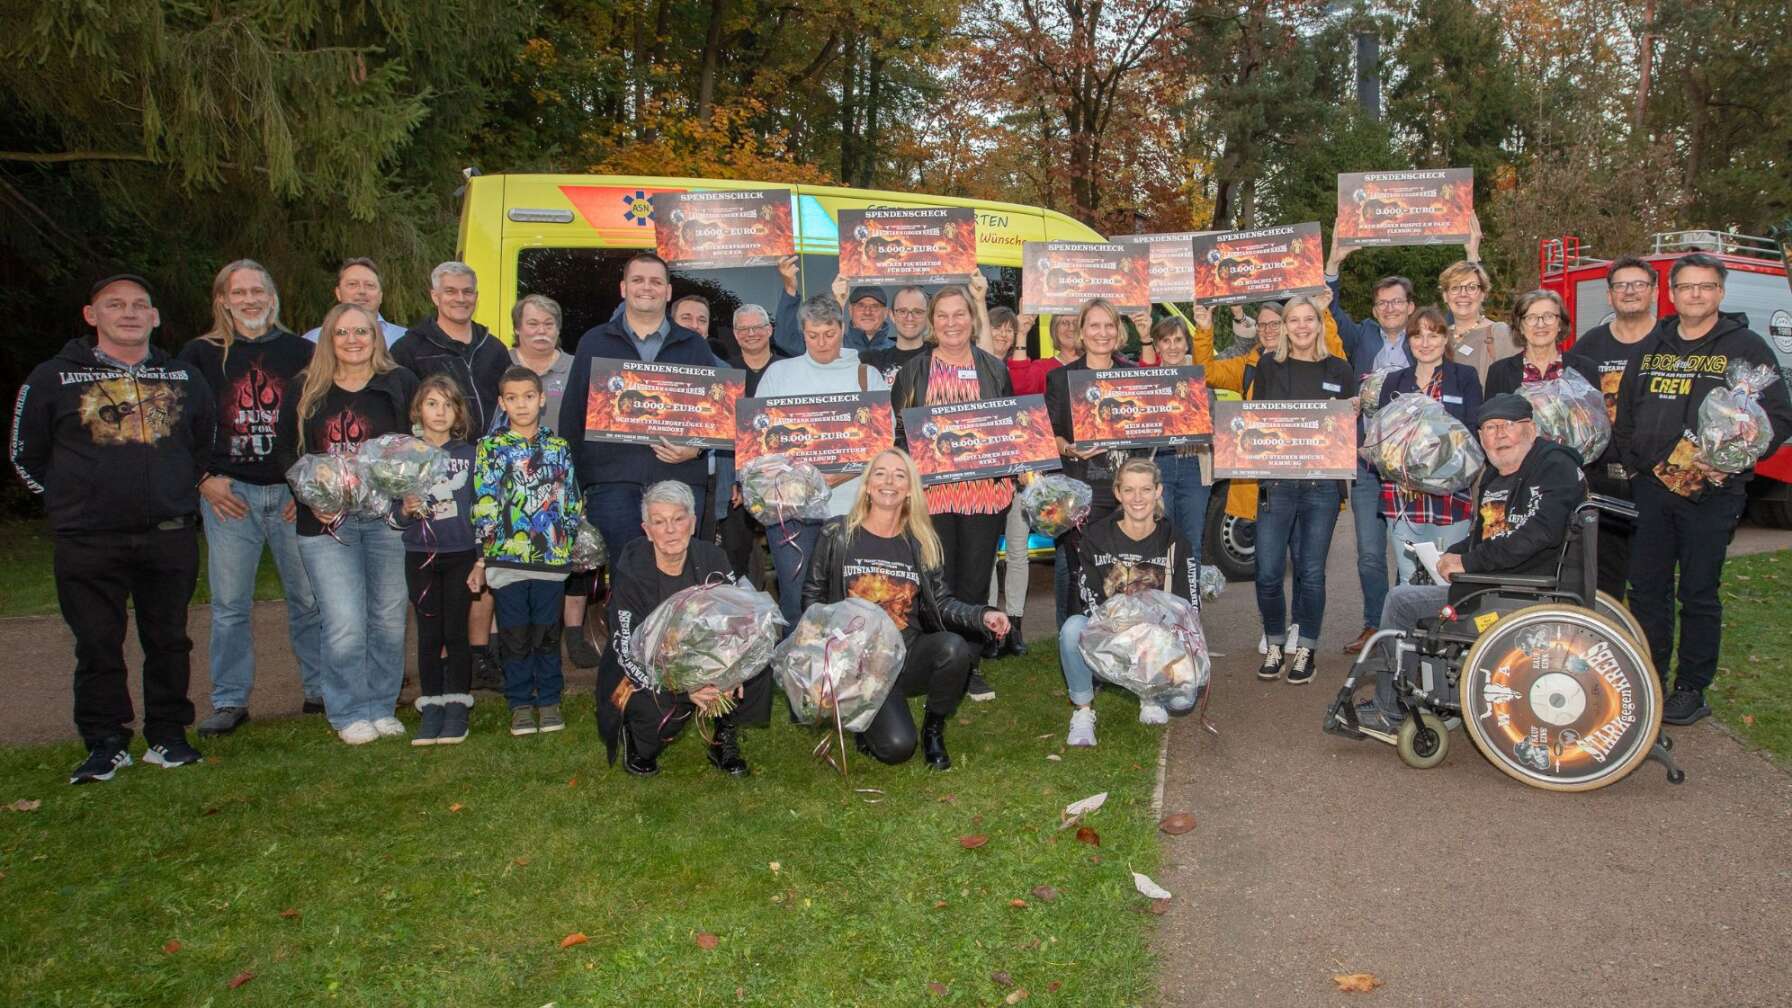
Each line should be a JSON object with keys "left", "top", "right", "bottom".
{"left": 559, "top": 932, "right": 588, "bottom": 949}
{"left": 447, "top": 803, "right": 464, "bottom": 813}
{"left": 991, "top": 970, "right": 1014, "bottom": 988}
{"left": 1147, "top": 898, "right": 1172, "bottom": 915}
{"left": 768, "top": 861, "right": 781, "bottom": 874}
{"left": 1009, "top": 898, "right": 1028, "bottom": 909}
{"left": 1332, "top": 972, "right": 1383, "bottom": 993}
{"left": 4, "top": 799, "right": 40, "bottom": 813}
{"left": 202, "top": 807, "right": 219, "bottom": 817}
{"left": 1074, "top": 826, "right": 1100, "bottom": 847}
{"left": 1159, "top": 812, "right": 1197, "bottom": 835}
{"left": 1060, "top": 792, "right": 1107, "bottom": 828}
{"left": 1004, "top": 989, "right": 1030, "bottom": 1004}
{"left": 926, "top": 981, "right": 948, "bottom": 996}
{"left": 1132, "top": 872, "right": 1172, "bottom": 900}
{"left": 226, "top": 971, "right": 255, "bottom": 990}
{"left": 1088, "top": 854, "right": 1103, "bottom": 864}
{"left": 695, "top": 932, "right": 719, "bottom": 950}
{"left": 1047, "top": 981, "right": 1063, "bottom": 993}
{"left": 513, "top": 857, "right": 531, "bottom": 867}
{"left": 1045, "top": 754, "right": 1062, "bottom": 762}
{"left": 936, "top": 793, "right": 958, "bottom": 805}
{"left": 567, "top": 776, "right": 578, "bottom": 788}
{"left": 959, "top": 834, "right": 989, "bottom": 849}
{"left": 278, "top": 908, "right": 300, "bottom": 920}
{"left": 1743, "top": 714, "right": 1756, "bottom": 726}
{"left": 162, "top": 940, "right": 182, "bottom": 954}
{"left": 932, "top": 899, "right": 948, "bottom": 909}
{"left": 1030, "top": 885, "right": 1059, "bottom": 903}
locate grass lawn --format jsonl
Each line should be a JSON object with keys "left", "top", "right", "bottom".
{"left": 0, "top": 655, "right": 1163, "bottom": 1007}
{"left": 1712, "top": 549, "right": 1792, "bottom": 763}
{"left": 0, "top": 520, "right": 285, "bottom": 617}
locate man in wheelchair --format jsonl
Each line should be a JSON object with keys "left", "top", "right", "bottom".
{"left": 1351, "top": 393, "right": 1589, "bottom": 733}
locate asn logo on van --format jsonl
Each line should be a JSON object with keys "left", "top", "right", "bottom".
{"left": 622, "top": 190, "right": 654, "bottom": 226}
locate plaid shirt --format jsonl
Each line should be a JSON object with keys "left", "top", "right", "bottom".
{"left": 1380, "top": 368, "right": 1474, "bottom": 525}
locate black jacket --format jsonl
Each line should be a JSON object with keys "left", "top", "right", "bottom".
{"left": 1483, "top": 352, "right": 1601, "bottom": 399}
{"left": 389, "top": 318, "right": 510, "bottom": 436}
{"left": 1614, "top": 313, "right": 1792, "bottom": 498}
{"left": 1066, "top": 509, "right": 1201, "bottom": 616}
{"left": 10, "top": 339, "right": 216, "bottom": 533}
{"left": 1378, "top": 359, "right": 1484, "bottom": 430}
{"left": 802, "top": 517, "right": 991, "bottom": 637}
{"left": 559, "top": 315, "right": 723, "bottom": 491}
{"left": 889, "top": 345, "right": 1014, "bottom": 448}
{"left": 1449, "top": 438, "right": 1587, "bottom": 604}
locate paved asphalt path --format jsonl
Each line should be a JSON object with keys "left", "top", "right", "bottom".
{"left": 3, "top": 522, "right": 1790, "bottom": 1007}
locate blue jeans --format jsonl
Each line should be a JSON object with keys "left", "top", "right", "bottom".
{"left": 297, "top": 517, "right": 407, "bottom": 730}
{"left": 1060, "top": 614, "right": 1098, "bottom": 705}
{"left": 586, "top": 482, "right": 708, "bottom": 567}
{"left": 200, "top": 481, "right": 322, "bottom": 707}
{"left": 1351, "top": 465, "right": 1390, "bottom": 630}
{"left": 1255, "top": 480, "right": 1343, "bottom": 649}
{"left": 494, "top": 578, "right": 565, "bottom": 708}
{"left": 768, "top": 518, "right": 823, "bottom": 629}
{"left": 1389, "top": 517, "right": 1472, "bottom": 585}
{"left": 1157, "top": 452, "right": 1211, "bottom": 564}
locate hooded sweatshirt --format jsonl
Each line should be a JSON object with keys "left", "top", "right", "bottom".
{"left": 11, "top": 338, "right": 216, "bottom": 533}
{"left": 390, "top": 318, "right": 511, "bottom": 437}
{"left": 753, "top": 349, "right": 890, "bottom": 516}
{"left": 1614, "top": 313, "right": 1792, "bottom": 499}
{"left": 1066, "top": 508, "right": 1201, "bottom": 616}
{"left": 1448, "top": 437, "right": 1587, "bottom": 605}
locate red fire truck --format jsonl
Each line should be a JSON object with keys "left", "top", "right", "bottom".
{"left": 1540, "top": 229, "right": 1792, "bottom": 527}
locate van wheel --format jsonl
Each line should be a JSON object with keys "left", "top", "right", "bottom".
{"left": 1204, "top": 492, "right": 1255, "bottom": 582}
{"left": 1747, "top": 498, "right": 1792, "bottom": 529}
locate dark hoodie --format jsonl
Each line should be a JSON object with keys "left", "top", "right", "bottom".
{"left": 1448, "top": 437, "right": 1587, "bottom": 605}
{"left": 10, "top": 338, "right": 216, "bottom": 533}
{"left": 1614, "top": 313, "right": 1792, "bottom": 498}
{"left": 1066, "top": 509, "right": 1201, "bottom": 616}
{"left": 389, "top": 318, "right": 510, "bottom": 437}
{"left": 559, "top": 315, "right": 723, "bottom": 491}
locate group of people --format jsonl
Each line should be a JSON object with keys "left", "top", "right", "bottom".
{"left": 13, "top": 227, "right": 1788, "bottom": 786}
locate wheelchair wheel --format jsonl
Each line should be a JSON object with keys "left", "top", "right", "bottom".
{"left": 1396, "top": 711, "right": 1449, "bottom": 769}
{"left": 1457, "top": 604, "right": 1663, "bottom": 792}
{"left": 1593, "top": 591, "right": 1648, "bottom": 650}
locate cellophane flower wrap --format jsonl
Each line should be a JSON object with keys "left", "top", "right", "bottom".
{"left": 1018, "top": 474, "right": 1093, "bottom": 538}
{"left": 1197, "top": 564, "right": 1227, "bottom": 602}
{"left": 1360, "top": 392, "right": 1485, "bottom": 495}
{"left": 286, "top": 453, "right": 374, "bottom": 518}
{"left": 359, "top": 433, "right": 450, "bottom": 500}
{"left": 1516, "top": 370, "right": 1611, "bottom": 461}
{"left": 1077, "top": 589, "right": 1210, "bottom": 709}
{"left": 738, "top": 454, "right": 830, "bottom": 525}
{"left": 772, "top": 598, "right": 907, "bottom": 733}
{"left": 1694, "top": 363, "right": 1782, "bottom": 473}
{"left": 629, "top": 582, "right": 786, "bottom": 695}
{"left": 568, "top": 519, "right": 607, "bottom": 572}
{"left": 1357, "top": 366, "right": 1402, "bottom": 419}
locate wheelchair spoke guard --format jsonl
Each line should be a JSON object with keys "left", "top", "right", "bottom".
{"left": 1457, "top": 604, "right": 1663, "bottom": 792}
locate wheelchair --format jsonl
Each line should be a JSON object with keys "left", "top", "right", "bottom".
{"left": 1322, "top": 495, "right": 1685, "bottom": 791}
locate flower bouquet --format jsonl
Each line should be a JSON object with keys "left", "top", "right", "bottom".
{"left": 286, "top": 453, "right": 375, "bottom": 522}
{"left": 1197, "top": 564, "right": 1227, "bottom": 603}
{"left": 1018, "top": 474, "right": 1093, "bottom": 538}
{"left": 1077, "top": 589, "right": 1210, "bottom": 712}
{"left": 738, "top": 454, "right": 830, "bottom": 525}
{"left": 773, "top": 598, "right": 907, "bottom": 734}
{"left": 1694, "top": 362, "right": 1782, "bottom": 473}
{"left": 358, "top": 433, "right": 450, "bottom": 500}
{"left": 629, "top": 583, "right": 786, "bottom": 711}
{"left": 568, "top": 519, "right": 607, "bottom": 572}
{"left": 1361, "top": 392, "right": 1485, "bottom": 495}
{"left": 1357, "top": 366, "right": 1402, "bottom": 419}
{"left": 1517, "top": 370, "right": 1610, "bottom": 462}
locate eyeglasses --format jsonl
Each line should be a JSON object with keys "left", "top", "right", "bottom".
{"left": 1374, "top": 299, "right": 1411, "bottom": 310}
{"left": 1609, "top": 280, "right": 1654, "bottom": 292}
{"left": 333, "top": 326, "right": 374, "bottom": 339}
{"left": 1445, "top": 283, "right": 1483, "bottom": 295}
{"left": 892, "top": 308, "right": 928, "bottom": 318}
{"left": 1521, "top": 314, "right": 1560, "bottom": 327}
{"left": 1672, "top": 282, "right": 1722, "bottom": 295}
{"left": 736, "top": 323, "right": 771, "bottom": 334}
{"left": 1480, "top": 419, "right": 1532, "bottom": 436}
{"left": 1257, "top": 321, "right": 1283, "bottom": 330}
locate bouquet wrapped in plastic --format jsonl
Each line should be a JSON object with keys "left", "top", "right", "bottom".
{"left": 1197, "top": 564, "right": 1226, "bottom": 603}
{"left": 359, "top": 433, "right": 450, "bottom": 500}
{"left": 286, "top": 453, "right": 375, "bottom": 521}
{"left": 1361, "top": 393, "right": 1485, "bottom": 495}
{"left": 1357, "top": 366, "right": 1402, "bottom": 419}
{"left": 738, "top": 454, "right": 830, "bottom": 525}
{"left": 568, "top": 519, "right": 607, "bottom": 572}
{"left": 1517, "top": 370, "right": 1610, "bottom": 462}
{"left": 630, "top": 582, "right": 786, "bottom": 699}
{"left": 1077, "top": 589, "right": 1209, "bottom": 711}
{"left": 773, "top": 598, "right": 907, "bottom": 733}
{"left": 1694, "top": 363, "right": 1782, "bottom": 473}
{"left": 1018, "top": 474, "right": 1093, "bottom": 538}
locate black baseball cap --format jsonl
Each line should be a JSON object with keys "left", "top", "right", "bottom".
{"left": 89, "top": 273, "right": 154, "bottom": 302}
{"left": 1478, "top": 393, "right": 1534, "bottom": 425}
{"left": 846, "top": 285, "right": 888, "bottom": 307}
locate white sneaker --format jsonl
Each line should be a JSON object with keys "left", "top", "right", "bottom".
{"left": 337, "top": 720, "right": 378, "bottom": 745}
{"left": 372, "top": 717, "right": 406, "bottom": 738}
{"left": 1066, "top": 707, "right": 1098, "bottom": 747}
{"left": 1138, "top": 702, "right": 1169, "bottom": 725}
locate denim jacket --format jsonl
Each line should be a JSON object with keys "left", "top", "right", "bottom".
{"left": 471, "top": 424, "right": 583, "bottom": 570}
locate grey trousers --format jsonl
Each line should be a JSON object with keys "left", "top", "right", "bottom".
{"left": 1368, "top": 584, "right": 1450, "bottom": 715}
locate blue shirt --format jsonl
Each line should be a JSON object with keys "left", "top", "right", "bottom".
{"left": 302, "top": 315, "right": 407, "bottom": 348}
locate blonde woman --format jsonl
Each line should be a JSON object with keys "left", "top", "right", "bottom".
{"left": 801, "top": 449, "right": 1011, "bottom": 770}
{"left": 275, "top": 303, "right": 419, "bottom": 745}
{"left": 178, "top": 259, "right": 324, "bottom": 734}
{"left": 1438, "top": 258, "right": 1512, "bottom": 387}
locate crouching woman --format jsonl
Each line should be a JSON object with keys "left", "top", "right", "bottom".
{"left": 802, "top": 449, "right": 1009, "bottom": 770}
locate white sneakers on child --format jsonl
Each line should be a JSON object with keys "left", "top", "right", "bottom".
{"left": 1067, "top": 707, "right": 1097, "bottom": 747}
{"left": 372, "top": 717, "right": 406, "bottom": 738}
{"left": 337, "top": 720, "right": 378, "bottom": 745}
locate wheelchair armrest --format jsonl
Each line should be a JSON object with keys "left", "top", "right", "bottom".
{"left": 1448, "top": 571, "right": 1556, "bottom": 589}
{"left": 1587, "top": 493, "right": 1638, "bottom": 521}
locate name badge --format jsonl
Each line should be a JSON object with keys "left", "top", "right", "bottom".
{"left": 1442, "top": 394, "right": 1463, "bottom": 405}
{"left": 1321, "top": 382, "right": 1342, "bottom": 392}
{"left": 957, "top": 368, "right": 978, "bottom": 381}
{"left": 1456, "top": 344, "right": 1477, "bottom": 357}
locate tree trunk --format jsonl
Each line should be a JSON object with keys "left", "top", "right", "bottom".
{"left": 1632, "top": 0, "right": 1655, "bottom": 128}
{"left": 839, "top": 28, "right": 859, "bottom": 182}
{"left": 696, "top": 0, "right": 728, "bottom": 119}
{"left": 632, "top": 0, "right": 648, "bottom": 131}
{"left": 860, "top": 47, "right": 882, "bottom": 188}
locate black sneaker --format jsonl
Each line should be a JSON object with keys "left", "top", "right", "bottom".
{"left": 1257, "top": 644, "right": 1285, "bottom": 681}
{"left": 965, "top": 671, "right": 995, "bottom": 702}
{"left": 69, "top": 740, "right": 132, "bottom": 785}
{"left": 144, "top": 737, "right": 203, "bottom": 769}
{"left": 1662, "top": 688, "right": 1711, "bottom": 726}
{"left": 301, "top": 696, "right": 326, "bottom": 715}
{"left": 563, "top": 628, "right": 601, "bottom": 669}
{"left": 472, "top": 649, "right": 504, "bottom": 692}
{"left": 1285, "top": 646, "right": 1316, "bottom": 685}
